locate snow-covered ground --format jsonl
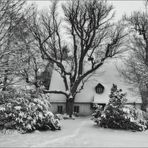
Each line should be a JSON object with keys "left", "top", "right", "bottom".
{"left": 0, "top": 117, "right": 148, "bottom": 147}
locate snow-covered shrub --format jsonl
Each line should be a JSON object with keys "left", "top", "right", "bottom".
{"left": 0, "top": 91, "right": 61, "bottom": 133}
{"left": 91, "top": 104, "right": 103, "bottom": 124}
{"left": 0, "top": 88, "right": 18, "bottom": 105}
{"left": 92, "top": 84, "right": 147, "bottom": 131}
{"left": 55, "top": 114, "right": 63, "bottom": 120}
{"left": 143, "top": 112, "right": 148, "bottom": 128}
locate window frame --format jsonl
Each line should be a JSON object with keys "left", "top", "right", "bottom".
{"left": 74, "top": 105, "right": 80, "bottom": 113}
{"left": 57, "top": 105, "right": 63, "bottom": 114}
{"left": 95, "top": 84, "right": 104, "bottom": 94}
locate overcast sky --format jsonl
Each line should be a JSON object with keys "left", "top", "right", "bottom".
{"left": 29, "top": 0, "right": 145, "bottom": 20}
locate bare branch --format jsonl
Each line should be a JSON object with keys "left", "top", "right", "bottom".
{"left": 43, "top": 89, "right": 68, "bottom": 97}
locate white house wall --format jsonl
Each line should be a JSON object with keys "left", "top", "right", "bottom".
{"left": 74, "top": 103, "right": 93, "bottom": 116}
{"left": 50, "top": 102, "right": 92, "bottom": 116}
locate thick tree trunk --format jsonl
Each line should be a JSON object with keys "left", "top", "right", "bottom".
{"left": 141, "top": 103, "right": 147, "bottom": 112}
{"left": 140, "top": 90, "right": 148, "bottom": 112}
{"left": 66, "top": 97, "right": 74, "bottom": 117}
{"left": 145, "top": 42, "right": 148, "bottom": 65}
{"left": 2, "top": 73, "right": 8, "bottom": 91}
{"left": 65, "top": 79, "right": 81, "bottom": 117}
{"left": 145, "top": 55, "right": 148, "bottom": 66}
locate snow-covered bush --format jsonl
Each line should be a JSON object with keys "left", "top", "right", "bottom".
{"left": 91, "top": 104, "right": 103, "bottom": 124}
{"left": 92, "top": 84, "right": 147, "bottom": 131}
{"left": 0, "top": 91, "right": 61, "bottom": 133}
{"left": 55, "top": 114, "right": 63, "bottom": 120}
{"left": 0, "top": 88, "right": 18, "bottom": 105}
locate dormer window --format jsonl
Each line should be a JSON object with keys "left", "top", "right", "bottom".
{"left": 95, "top": 83, "right": 104, "bottom": 94}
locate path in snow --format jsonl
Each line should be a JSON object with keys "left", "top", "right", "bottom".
{"left": 0, "top": 117, "right": 148, "bottom": 147}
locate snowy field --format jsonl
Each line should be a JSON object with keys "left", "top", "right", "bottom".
{"left": 0, "top": 117, "right": 148, "bottom": 147}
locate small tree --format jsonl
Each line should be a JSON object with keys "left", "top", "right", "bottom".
{"left": 29, "top": 0, "right": 126, "bottom": 117}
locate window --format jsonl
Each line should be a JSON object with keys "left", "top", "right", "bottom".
{"left": 57, "top": 106, "right": 63, "bottom": 114}
{"left": 74, "top": 106, "right": 79, "bottom": 113}
{"left": 95, "top": 83, "right": 104, "bottom": 94}
{"left": 96, "top": 87, "right": 103, "bottom": 93}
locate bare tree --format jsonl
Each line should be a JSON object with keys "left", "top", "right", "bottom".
{"left": 0, "top": 0, "right": 26, "bottom": 90}
{"left": 119, "top": 11, "right": 148, "bottom": 111}
{"left": 29, "top": 0, "right": 126, "bottom": 116}
{"left": 145, "top": 0, "right": 148, "bottom": 13}
{"left": 8, "top": 6, "right": 54, "bottom": 92}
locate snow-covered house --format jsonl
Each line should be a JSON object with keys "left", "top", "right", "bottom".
{"left": 49, "top": 58, "right": 142, "bottom": 116}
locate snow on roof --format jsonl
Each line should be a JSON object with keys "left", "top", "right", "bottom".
{"left": 93, "top": 83, "right": 142, "bottom": 104}
{"left": 75, "top": 58, "right": 142, "bottom": 103}
{"left": 49, "top": 58, "right": 142, "bottom": 104}
{"left": 49, "top": 69, "right": 67, "bottom": 103}
{"left": 92, "top": 59, "right": 142, "bottom": 104}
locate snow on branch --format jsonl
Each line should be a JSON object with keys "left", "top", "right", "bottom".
{"left": 43, "top": 90, "right": 68, "bottom": 97}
